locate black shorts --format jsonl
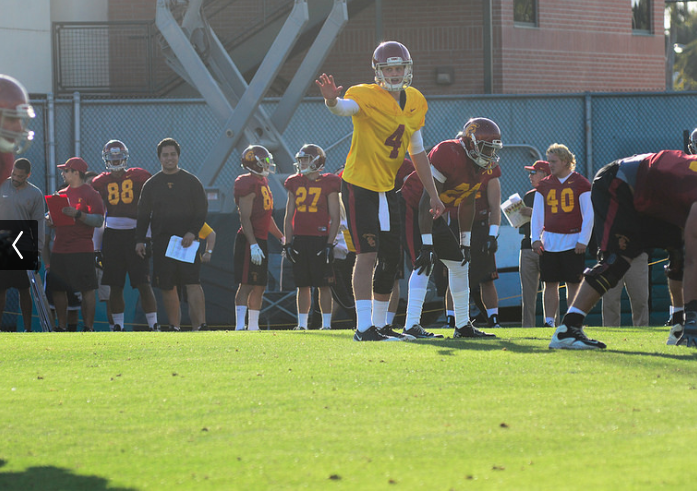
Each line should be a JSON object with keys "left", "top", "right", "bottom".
{"left": 44, "top": 270, "right": 81, "bottom": 309}
{"left": 540, "top": 249, "right": 585, "bottom": 283}
{"left": 469, "top": 222, "right": 499, "bottom": 286}
{"left": 592, "top": 161, "right": 683, "bottom": 257}
{"left": 49, "top": 252, "right": 98, "bottom": 292}
{"left": 289, "top": 235, "right": 335, "bottom": 288}
{"left": 342, "top": 181, "right": 401, "bottom": 255}
{"left": 403, "top": 203, "right": 462, "bottom": 265}
{"left": 233, "top": 233, "right": 268, "bottom": 286}
{"left": 101, "top": 228, "right": 151, "bottom": 288}
{"left": 152, "top": 240, "right": 201, "bottom": 290}
{"left": 0, "top": 270, "right": 30, "bottom": 290}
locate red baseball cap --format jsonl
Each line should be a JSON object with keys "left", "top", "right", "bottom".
{"left": 58, "top": 157, "right": 88, "bottom": 174}
{"left": 524, "top": 160, "right": 551, "bottom": 175}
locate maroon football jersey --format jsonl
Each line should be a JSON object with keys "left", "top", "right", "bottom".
{"left": 400, "top": 139, "right": 483, "bottom": 211}
{"left": 284, "top": 172, "right": 341, "bottom": 236}
{"left": 634, "top": 150, "right": 697, "bottom": 227}
{"left": 473, "top": 165, "right": 503, "bottom": 220}
{"left": 394, "top": 158, "right": 415, "bottom": 192}
{"left": 234, "top": 173, "right": 274, "bottom": 240}
{"left": 536, "top": 171, "right": 591, "bottom": 234}
{"left": 91, "top": 167, "right": 151, "bottom": 219}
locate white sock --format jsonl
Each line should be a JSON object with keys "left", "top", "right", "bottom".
{"left": 109, "top": 324, "right": 115, "bottom": 331}
{"left": 355, "top": 300, "right": 372, "bottom": 332}
{"left": 487, "top": 308, "right": 499, "bottom": 317}
{"left": 446, "top": 309, "right": 455, "bottom": 318}
{"left": 248, "top": 310, "right": 260, "bottom": 330}
{"left": 566, "top": 306, "right": 588, "bottom": 316}
{"left": 322, "top": 313, "right": 332, "bottom": 329}
{"left": 545, "top": 317, "right": 555, "bottom": 326}
{"left": 145, "top": 312, "right": 158, "bottom": 329}
{"left": 385, "top": 311, "right": 396, "bottom": 325}
{"left": 236, "top": 306, "right": 247, "bottom": 331}
{"left": 670, "top": 306, "right": 684, "bottom": 315}
{"left": 372, "top": 300, "right": 389, "bottom": 328}
{"left": 112, "top": 313, "right": 125, "bottom": 329}
{"left": 404, "top": 288, "right": 426, "bottom": 328}
{"left": 445, "top": 260, "right": 470, "bottom": 328}
{"left": 298, "top": 313, "right": 309, "bottom": 329}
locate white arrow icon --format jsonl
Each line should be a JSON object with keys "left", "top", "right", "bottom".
{"left": 12, "top": 230, "right": 23, "bottom": 259}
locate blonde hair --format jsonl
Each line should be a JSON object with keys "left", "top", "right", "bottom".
{"left": 546, "top": 143, "right": 576, "bottom": 171}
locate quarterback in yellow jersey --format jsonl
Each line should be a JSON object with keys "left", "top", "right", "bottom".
{"left": 316, "top": 41, "right": 445, "bottom": 342}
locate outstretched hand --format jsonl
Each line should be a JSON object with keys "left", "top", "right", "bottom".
{"left": 315, "top": 73, "right": 343, "bottom": 103}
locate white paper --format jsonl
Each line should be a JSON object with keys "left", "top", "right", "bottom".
{"left": 165, "top": 235, "right": 199, "bottom": 263}
{"left": 501, "top": 193, "right": 530, "bottom": 228}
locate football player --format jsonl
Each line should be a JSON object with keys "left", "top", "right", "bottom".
{"left": 91, "top": 140, "right": 159, "bottom": 331}
{"left": 400, "top": 117, "right": 502, "bottom": 339}
{"left": 531, "top": 144, "right": 595, "bottom": 348}
{"left": 551, "top": 142, "right": 697, "bottom": 349}
{"left": 233, "top": 145, "right": 284, "bottom": 331}
{"left": 283, "top": 144, "right": 341, "bottom": 330}
{"left": 0, "top": 74, "right": 35, "bottom": 182}
{"left": 315, "top": 41, "right": 445, "bottom": 341}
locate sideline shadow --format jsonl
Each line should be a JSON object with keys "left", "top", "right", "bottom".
{"left": 0, "top": 459, "right": 138, "bottom": 491}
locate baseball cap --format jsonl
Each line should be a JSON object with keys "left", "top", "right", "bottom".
{"left": 58, "top": 157, "right": 88, "bottom": 174}
{"left": 524, "top": 160, "right": 551, "bottom": 175}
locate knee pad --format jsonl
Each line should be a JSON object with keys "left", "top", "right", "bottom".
{"left": 373, "top": 253, "right": 400, "bottom": 294}
{"left": 583, "top": 253, "right": 631, "bottom": 295}
{"left": 664, "top": 247, "right": 684, "bottom": 281}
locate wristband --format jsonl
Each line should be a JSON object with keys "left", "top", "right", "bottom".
{"left": 421, "top": 234, "right": 433, "bottom": 246}
{"left": 489, "top": 224, "right": 499, "bottom": 237}
{"left": 206, "top": 250, "right": 213, "bottom": 254}
{"left": 75, "top": 210, "right": 83, "bottom": 219}
{"left": 460, "top": 231, "right": 471, "bottom": 247}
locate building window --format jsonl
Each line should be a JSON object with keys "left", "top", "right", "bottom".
{"left": 514, "top": 0, "right": 537, "bottom": 25}
{"left": 632, "top": 0, "right": 651, "bottom": 32}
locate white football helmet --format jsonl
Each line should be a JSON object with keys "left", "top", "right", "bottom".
{"left": 294, "top": 144, "right": 326, "bottom": 175}
{"left": 689, "top": 128, "right": 697, "bottom": 155}
{"left": 102, "top": 140, "right": 130, "bottom": 171}
{"left": 0, "top": 74, "right": 35, "bottom": 154}
{"left": 372, "top": 41, "right": 413, "bottom": 92}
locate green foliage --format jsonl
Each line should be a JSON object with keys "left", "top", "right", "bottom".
{"left": 669, "top": 3, "right": 697, "bottom": 90}
{"left": 1, "top": 328, "right": 696, "bottom": 490}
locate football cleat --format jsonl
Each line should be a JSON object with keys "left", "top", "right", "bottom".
{"left": 378, "top": 325, "right": 415, "bottom": 341}
{"left": 354, "top": 326, "right": 402, "bottom": 342}
{"left": 292, "top": 326, "right": 308, "bottom": 330}
{"left": 403, "top": 324, "right": 444, "bottom": 339}
{"left": 549, "top": 324, "right": 606, "bottom": 350}
{"left": 453, "top": 321, "right": 496, "bottom": 339}
{"left": 487, "top": 314, "right": 501, "bottom": 328}
{"left": 676, "top": 311, "right": 697, "bottom": 348}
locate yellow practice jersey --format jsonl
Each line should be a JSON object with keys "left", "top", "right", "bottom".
{"left": 341, "top": 84, "right": 427, "bottom": 192}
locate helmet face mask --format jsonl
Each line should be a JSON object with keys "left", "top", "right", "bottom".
{"left": 241, "top": 145, "right": 276, "bottom": 177}
{"left": 102, "top": 140, "right": 130, "bottom": 171}
{"left": 294, "top": 144, "right": 326, "bottom": 175}
{"left": 689, "top": 128, "right": 697, "bottom": 155}
{"left": 459, "top": 118, "right": 503, "bottom": 170}
{"left": 0, "top": 75, "right": 35, "bottom": 154}
{"left": 372, "top": 41, "right": 413, "bottom": 92}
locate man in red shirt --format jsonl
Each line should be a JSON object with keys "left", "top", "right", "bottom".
{"left": 48, "top": 157, "right": 105, "bottom": 332}
{"left": 552, "top": 135, "right": 697, "bottom": 349}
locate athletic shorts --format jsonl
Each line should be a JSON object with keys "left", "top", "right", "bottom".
{"left": 289, "top": 235, "right": 335, "bottom": 288}
{"left": 341, "top": 180, "right": 401, "bottom": 255}
{"left": 0, "top": 270, "right": 30, "bottom": 290}
{"left": 44, "top": 270, "right": 81, "bottom": 309}
{"left": 402, "top": 202, "right": 462, "bottom": 265}
{"left": 592, "top": 161, "right": 683, "bottom": 257}
{"left": 233, "top": 233, "right": 268, "bottom": 286}
{"left": 540, "top": 249, "right": 585, "bottom": 283}
{"left": 49, "top": 252, "right": 98, "bottom": 292}
{"left": 152, "top": 240, "right": 201, "bottom": 290}
{"left": 469, "top": 222, "right": 499, "bottom": 286}
{"left": 101, "top": 228, "right": 151, "bottom": 288}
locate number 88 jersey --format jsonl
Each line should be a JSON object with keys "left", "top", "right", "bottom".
{"left": 91, "top": 167, "right": 152, "bottom": 219}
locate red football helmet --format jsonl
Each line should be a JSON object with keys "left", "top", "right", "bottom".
{"left": 458, "top": 118, "right": 503, "bottom": 170}
{"left": 689, "top": 128, "right": 697, "bottom": 155}
{"left": 0, "top": 74, "right": 35, "bottom": 154}
{"left": 294, "top": 144, "right": 326, "bottom": 175}
{"left": 372, "top": 41, "right": 413, "bottom": 91}
{"left": 102, "top": 139, "right": 130, "bottom": 171}
{"left": 241, "top": 145, "right": 276, "bottom": 177}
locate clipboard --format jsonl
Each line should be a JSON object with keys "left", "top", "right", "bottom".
{"left": 45, "top": 195, "right": 75, "bottom": 227}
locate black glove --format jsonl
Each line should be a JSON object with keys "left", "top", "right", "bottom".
{"left": 95, "top": 251, "right": 104, "bottom": 270}
{"left": 414, "top": 245, "right": 437, "bottom": 276}
{"left": 34, "top": 255, "right": 41, "bottom": 274}
{"left": 460, "top": 245, "right": 471, "bottom": 265}
{"left": 284, "top": 242, "right": 300, "bottom": 264}
{"left": 482, "top": 235, "right": 498, "bottom": 255}
{"left": 317, "top": 243, "right": 335, "bottom": 264}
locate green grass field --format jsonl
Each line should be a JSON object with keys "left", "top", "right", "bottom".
{"left": 1, "top": 327, "right": 696, "bottom": 490}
